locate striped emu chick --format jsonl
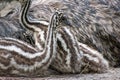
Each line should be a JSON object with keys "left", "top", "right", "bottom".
{"left": 0, "top": 11, "right": 62, "bottom": 76}
{"left": 50, "top": 27, "right": 109, "bottom": 73}
{"left": 20, "top": 0, "right": 83, "bottom": 73}
{"left": 20, "top": 0, "right": 109, "bottom": 74}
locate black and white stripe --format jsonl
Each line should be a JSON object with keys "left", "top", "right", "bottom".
{"left": 19, "top": 0, "right": 109, "bottom": 74}
{"left": 51, "top": 27, "right": 83, "bottom": 73}
{"left": 19, "top": 0, "right": 49, "bottom": 32}
{"left": 0, "top": 10, "right": 62, "bottom": 76}
{"left": 51, "top": 27, "right": 109, "bottom": 73}
{"left": 19, "top": 0, "right": 49, "bottom": 50}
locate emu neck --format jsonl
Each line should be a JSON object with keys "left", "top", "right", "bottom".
{"left": 20, "top": 0, "right": 48, "bottom": 32}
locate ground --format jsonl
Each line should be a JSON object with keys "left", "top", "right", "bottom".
{"left": 0, "top": 68, "right": 120, "bottom": 80}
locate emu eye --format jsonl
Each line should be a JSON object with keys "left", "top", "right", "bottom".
{"left": 61, "top": 16, "right": 66, "bottom": 21}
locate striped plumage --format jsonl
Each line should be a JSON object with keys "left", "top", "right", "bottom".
{"left": 51, "top": 27, "right": 109, "bottom": 73}
{"left": 19, "top": 0, "right": 49, "bottom": 31}
{"left": 28, "top": 0, "right": 120, "bottom": 67}
{"left": 78, "top": 42, "right": 109, "bottom": 73}
{"left": 20, "top": 0, "right": 109, "bottom": 74}
{"left": 20, "top": 0, "right": 83, "bottom": 73}
{"left": 19, "top": 0, "right": 49, "bottom": 50}
{"left": 0, "top": 10, "right": 62, "bottom": 76}
{"left": 51, "top": 27, "right": 83, "bottom": 73}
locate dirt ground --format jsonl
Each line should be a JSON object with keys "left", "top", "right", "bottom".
{"left": 0, "top": 68, "right": 120, "bottom": 80}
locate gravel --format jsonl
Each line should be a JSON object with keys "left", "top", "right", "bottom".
{"left": 0, "top": 68, "right": 120, "bottom": 80}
